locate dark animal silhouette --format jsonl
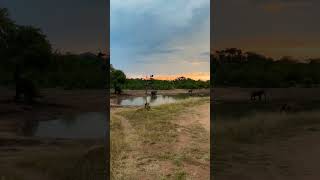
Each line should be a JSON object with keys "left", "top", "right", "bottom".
{"left": 114, "top": 86, "right": 122, "bottom": 94}
{"left": 251, "top": 90, "right": 266, "bottom": 103}
{"left": 280, "top": 103, "right": 301, "bottom": 113}
{"left": 188, "top": 89, "right": 193, "bottom": 95}
{"left": 144, "top": 102, "right": 151, "bottom": 110}
{"left": 14, "top": 66, "right": 41, "bottom": 104}
{"left": 151, "top": 90, "right": 157, "bottom": 97}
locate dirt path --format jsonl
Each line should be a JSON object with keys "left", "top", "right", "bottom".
{"left": 195, "top": 103, "right": 210, "bottom": 131}
{"left": 112, "top": 109, "right": 154, "bottom": 180}
{"left": 111, "top": 100, "right": 210, "bottom": 179}
{"left": 217, "top": 124, "right": 320, "bottom": 180}
{"left": 175, "top": 102, "right": 210, "bottom": 179}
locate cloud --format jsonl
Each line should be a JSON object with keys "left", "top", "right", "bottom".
{"left": 111, "top": 0, "right": 209, "bottom": 52}
{"left": 110, "top": 0, "right": 210, "bottom": 75}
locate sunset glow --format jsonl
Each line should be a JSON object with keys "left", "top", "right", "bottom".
{"left": 111, "top": 0, "right": 210, "bottom": 78}
{"left": 128, "top": 72, "right": 210, "bottom": 81}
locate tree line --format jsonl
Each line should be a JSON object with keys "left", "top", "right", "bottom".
{"left": 211, "top": 48, "right": 320, "bottom": 88}
{"left": 124, "top": 77, "right": 210, "bottom": 90}
{"left": 0, "top": 8, "right": 107, "bottom": 89}
{"left": 110, "top": 65, "right": 210, "bottom": 93}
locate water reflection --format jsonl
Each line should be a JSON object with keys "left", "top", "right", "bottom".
{"left": 20, "top": 112, "right": 107, "bottom": 139}
{"left": 118, "top": 94, "right": 189, "bottom": 106}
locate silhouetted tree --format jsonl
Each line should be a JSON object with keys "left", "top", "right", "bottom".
{"left": 110, "top": 66, "right": 126, "bottom": 94}
{"left": 0, "top": 8, "right": 14, "bottom": 50}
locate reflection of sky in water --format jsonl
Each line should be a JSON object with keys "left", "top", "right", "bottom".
{"left": 119, "top": 95, "right": 189, "bottom": 106}
{"left": 33, "top": 112, "right": 107, "bottom": 139}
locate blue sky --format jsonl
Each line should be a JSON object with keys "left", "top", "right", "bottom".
{"left": 111, "top": 0, "right": 210, "bottom": 79}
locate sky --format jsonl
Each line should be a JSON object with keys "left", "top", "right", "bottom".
{"left": 0, "top": 0, "right": 109, "bottom": 53}
{"left": 212, "top": 0, "right": 320, "bottom": 59}
{"left": 111, "top": 0, "right": 210, "bottom": 80}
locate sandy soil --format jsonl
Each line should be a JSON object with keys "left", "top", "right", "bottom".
{"left": 216, "top": 124, "right": 320, "bottom": 180}
{"left": 175, "top": 102, "right": 210, "bottom": 179}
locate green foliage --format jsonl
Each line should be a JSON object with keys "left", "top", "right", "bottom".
{"left": 212, "top": 48, "right": 320, "bottom": 88}
{"left": 0, "top": 8, "right": 15, "bottom": 51}
{"left": 122, "top": 78, "right": 210, "bottom": 90}
{"left": 110, "top": 67, "right": 126, "bottom": 93}
{"left": 43, "top": 53, "right": 107, "bottom": 89}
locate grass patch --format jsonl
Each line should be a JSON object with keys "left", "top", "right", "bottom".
{"left": 172, "top": 170, "right": 187, "bottom": 180}
{"left": 112, "top": 97, "right": 210, "bottom": 179}
{"left": 118, "top": 97, "right": 209, "bottom": 145}
{"left": 110, "top": 115, "right": 135, "bottom": 179}
{"left": 213, "top": 110, "right": 320, "bottom": 174}
{"left": 0, "top": 173, "right": 22, "bottom": 180}
{"left": 215, "top": 111, "right": 320, "bottom": 144}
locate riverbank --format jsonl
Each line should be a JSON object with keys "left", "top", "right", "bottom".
{"left": 110, "top": 89, "right": 209, "bottom": 107}
{"left": 111, "top": 97, "right": 210, "bottom": 179}
{"left": 111, "top": 88, "right": 210, "bottom": 97}
{"left": 0, "top": 87, "right": 106, "bottom": 180}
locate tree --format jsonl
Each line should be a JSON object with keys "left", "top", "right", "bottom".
{"left": 11, "top": 26, "right": 52, "bottom": 69}
{"left": 0, "top": 8, "right": 15, "bottom": 56}
{"left": 1, "top": 8, "right": 52, "bottom": 71}
{"left": 110, "top": 67, "right": 126, "bottom": 94}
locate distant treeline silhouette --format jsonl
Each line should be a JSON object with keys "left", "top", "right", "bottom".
{"left": 110, "top": 65, "right": 209, "bottom": 91}
{"left": 124, "top": 77, "right": 210, "bottom": 90}
{"left": 211, "top": 48, "right": 320, "bottom": 88}
{"left": 0, "top": 8, "right": 107, "bottom": 89}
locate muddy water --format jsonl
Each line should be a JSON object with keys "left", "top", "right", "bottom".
{"left": 114, "top": 94, "right": 191, "bottom": 106}
{"left": 19, "top": 95, "right": 191, "bottom": 139}
{"left": 20, "top": 112, "right": 107, "bottom": 139}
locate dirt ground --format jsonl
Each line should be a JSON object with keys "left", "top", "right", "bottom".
{"left": 175, "top": 102, "right": 210, "bottom": 179}
{"left": 111, "top": 98, "right": 210, "bottom": 179}
{"left": 215, "top": 124, "right": 320, "bottom": 180}
{"left": 213, "top": 87, "right": 320, "bottom": 180}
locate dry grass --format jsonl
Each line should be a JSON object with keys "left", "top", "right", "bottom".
{"left": 110, "top": 115, "right": 136, "bottom": 179}
{"left": 215, "top": 111, "right": 320, "bottom": 143}
{"left": 213, "top": 110, "right": 320, "bottom": 174}
{"left": 119, "top": 97, "right": 208, "bottom": 144}
{"left": 111, "top": 97, "right": 210, "bottom": 179}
